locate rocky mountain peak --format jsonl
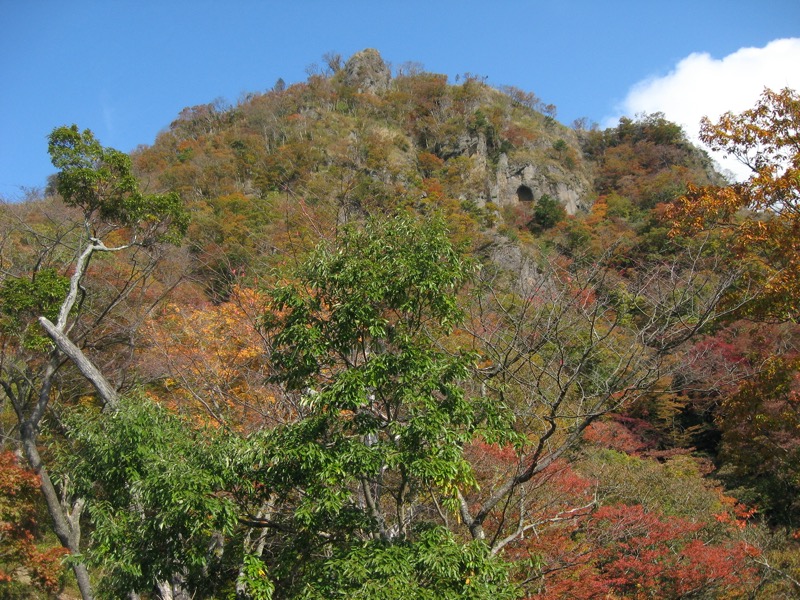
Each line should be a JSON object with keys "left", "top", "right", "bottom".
{"left": 342, "top": 48, "right": 391, "bottom": 94}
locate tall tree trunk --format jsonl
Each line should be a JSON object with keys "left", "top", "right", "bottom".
{"left": 21, "top": 424, "right": 93, "bottom": 600}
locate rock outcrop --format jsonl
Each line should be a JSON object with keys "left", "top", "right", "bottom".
{"left": 491, "top": 156, "right": 589, "bottom": 214}
{"left": 342, "top": 48, "right": 391, "bottom": 94}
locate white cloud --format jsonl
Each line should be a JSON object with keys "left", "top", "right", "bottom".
{"left": 606, "top": 38, "right": 800, "bottom": 181}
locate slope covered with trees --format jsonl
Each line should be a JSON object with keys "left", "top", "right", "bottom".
{"left": 1, "top": 49, "right": 798, "bottom": 598}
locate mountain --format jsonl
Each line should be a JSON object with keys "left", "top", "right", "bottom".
{"left": 128, "top": 48, "right": 721, "bottom": 299}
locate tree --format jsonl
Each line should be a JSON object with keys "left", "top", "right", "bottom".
{"left": 533, "top": 502, "right": 758, "bottom": 599}
{"left": 717, "top": 353, "right": 800, "bottom": 527}
{"left": 668, "top": 87, "right": 800, "bottom": 321}
{"left": 59, "top": 395, "right": 239, "bottom": 599}
{"left": 236, "top": 214, "right": 521, "bottom": 597}
{"left": 47, "top": 214, "right": 517, "bottom": 598}
{"left": 199, "top": 210, "right": 744, "bottom": 596}
{"left": 529, "top": 194, "right": 566, "bottom": 232}
{"left": 453, "top": 229, "right": 745, "bottom": 548}
{"left": 143, "top": 285, "right": 293, "bottom": 432}
{"left": 48, "top": 125, "right": 187, "bottom": 243}
{"left": 1, "top": 125, "right": 187, "bottom": 599}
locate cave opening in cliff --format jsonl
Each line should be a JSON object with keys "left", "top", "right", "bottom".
{"left": 516, "top": 185, "right": 534, "bottom": 202}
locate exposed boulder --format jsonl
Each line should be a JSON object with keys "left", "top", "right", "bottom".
{"left": 342, "top": 48, "right": 391, "bottom": 94}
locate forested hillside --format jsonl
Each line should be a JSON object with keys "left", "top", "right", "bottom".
{"left": 1, "top": 49, "right": 798, "bottom": 599}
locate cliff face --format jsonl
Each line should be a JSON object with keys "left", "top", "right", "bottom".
{"left": 488, "top": 151, "right": 590, "bottom": 214}
{"left": 340, "top": 50, "right": 592, "bottom": 213}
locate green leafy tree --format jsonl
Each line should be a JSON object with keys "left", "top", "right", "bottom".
{"left": 240, "top": 215, "right": 520, "bottom": 597}
{"left": 1, "top": 126, "right": 188, "bottom": 600}
{"left": 0, "top": 268, "right": 70, "bottom": 351}
{"left": 48, "top": 124, "right": 187, "bottom": 243}
{"left": 530, "top": 194, "right": 566, "bottom": 232}
{"left": 59, "top": 395, "right": 238, "bottom": 599}
{"left": 225, "top": 209, "right": 743, "bottom": 597}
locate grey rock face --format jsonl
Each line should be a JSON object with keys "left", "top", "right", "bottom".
{"left": 483, "top": 153, "right": 589, "bottom": 214}
{"left": 342, "top": 49, "right": 391, "bottom": 94}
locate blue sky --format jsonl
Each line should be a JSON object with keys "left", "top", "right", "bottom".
{"left": 2, "top": 0, "right": 799, "bottom": 197}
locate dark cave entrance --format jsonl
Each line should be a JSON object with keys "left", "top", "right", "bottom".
{"left": 516, "top": 185, "right": 534, "bottom": 202}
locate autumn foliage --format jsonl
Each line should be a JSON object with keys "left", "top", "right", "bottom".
{"left": 0, "top": 452, "right": 67, "bottom": 595}
{"left": 669, "top": 88, "right": 800, "bottom": 321}
{"left": 143, "top": 286, "right": 291, "bottom": 431}
{"left": 531, "top": 503, "right": 758, "bottom": 599}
